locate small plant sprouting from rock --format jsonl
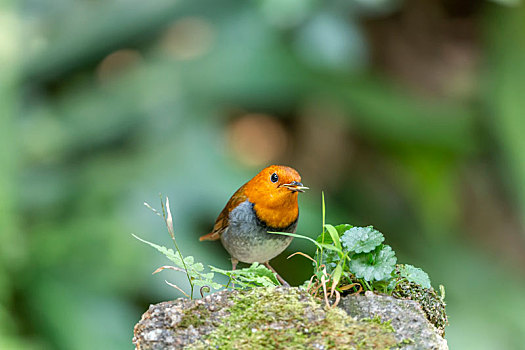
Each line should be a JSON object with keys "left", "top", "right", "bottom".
{"left": 275, "top": 193, "right": 436, "bottom": 307}
{"left": 312, "top": 224, "right": 431, "bottom": 294}
{"left": 133, "top": 196, "right": 280, "bottom": 299}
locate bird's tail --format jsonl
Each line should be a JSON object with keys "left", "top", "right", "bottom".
{"left": 199, "top": 232, "right": 220, "bottom": 241}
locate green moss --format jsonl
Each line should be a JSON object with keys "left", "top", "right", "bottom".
{"left": 399, "top": 338, "right": 415, "bottom": 345}
{"left": 392, "top": 279, "right": 448, "bottom": 335}
{"left": 178, "top": 304, "right": 210, "bottom": 329}
{"left": 362, "top": 316, "right": 395, "bottom": 333}
{"left": 189, "top": 287, "right": 400, "bottom": 349}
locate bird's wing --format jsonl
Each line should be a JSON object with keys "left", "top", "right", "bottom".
{"left": 199, "top": 185, "right": 248, "bottom": 241}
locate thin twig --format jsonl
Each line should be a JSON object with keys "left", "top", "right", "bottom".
{"left": 288, "top": 251, "right": 317, "bottom": 264}
{"left": 165, "top": 280, "right": 190, "bottom": 298}
{"left": 349, "top": 283, "right": 363, "bottom": 295}
{"left": 320, "top": 269, "right": 330, "bottom": 308}
{"left": 153, "top": 265, "right": 186, "bottom": 274}
{"left": 144, "top": 202, "right": 162, "bottom": 217}
{"left": 310, "top": 282, "right": 323, "bottom": 297}
{"left": 306, "top": 274, "right": 316, "bottom": 291}
{"left": 332, "top": 290, "right": 341, "bottom": 308}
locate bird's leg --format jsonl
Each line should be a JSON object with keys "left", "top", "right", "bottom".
{"left": 264, "top": 261, "right": 290, "bottom": 287}
{"left": 229, "top": 258, "right": 238, "bottom": 288}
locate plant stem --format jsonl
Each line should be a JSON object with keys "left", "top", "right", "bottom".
{"left": 161, "top": 196, "right": 195, "bottom": 299}
{"left": 361, "top": 278, "right": 372, "bottom": 291}
{"left": 319, "top": 191, "right": 326, "bottom": 268}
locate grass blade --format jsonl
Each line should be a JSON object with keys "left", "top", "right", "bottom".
{"left": 324, "top": 224, "right": 342, "bottom": 251}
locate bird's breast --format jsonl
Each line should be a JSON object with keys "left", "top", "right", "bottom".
{"left": 220, "top": 200, "right": 296, "bottom": 263}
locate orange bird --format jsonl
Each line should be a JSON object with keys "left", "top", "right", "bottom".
{"left": 200, "top": 165, "right": 308, "bottom": 286}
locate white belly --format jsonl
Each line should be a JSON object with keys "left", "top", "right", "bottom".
{"left": 220, "top": 200, "right": 295, "bottom": 263}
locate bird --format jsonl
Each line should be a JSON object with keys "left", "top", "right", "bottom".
{"left": 199, "top": 165, "right": 308, "bottom": 286}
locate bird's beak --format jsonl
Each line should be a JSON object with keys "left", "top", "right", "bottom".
{"left": 281, "top": 181, "right": 309, "bottom": 193}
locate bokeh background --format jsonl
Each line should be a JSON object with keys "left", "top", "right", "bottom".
{"left": 2, "top": 0, "right": 525, "bottom": 348}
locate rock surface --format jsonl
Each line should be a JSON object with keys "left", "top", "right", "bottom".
{"left": 133, "top": 287, "right": 447, "bottom": 349}
{"left": 339, "top": 291, "right": 448, "bottom": 350}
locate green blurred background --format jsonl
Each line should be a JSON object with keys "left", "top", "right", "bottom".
{"left": 2, "top": 0, "right": 525, "bottom": 348}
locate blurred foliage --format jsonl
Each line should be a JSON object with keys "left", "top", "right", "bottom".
{"left": 1, "top": 0, "right": 525, "bottom": 349}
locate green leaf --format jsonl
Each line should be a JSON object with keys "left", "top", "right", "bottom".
{"left": 314, "top": 247, "right": 340, "bottom": 274}
{"left": 317, "top": 243, "right": 343, "bottom": 252}
{"left": 331, "top": 262, "right": 343, "bottom": 294}
{"left": 315, "top": 224, "right": 352, "bottom": 244}
{"left": 210, "top": 263, "right": 280, "bottom": 288}
{"left": 398, "top": 264, "right": 431, "bottom": 289}
{"left": 324, "top": 224, "right": 342, "bottom": 251}
{"left": 349, "top": 245, "right": 397, "bottom": 281}
{"left": 192, "top": 278, "right": 222, "bottom": 290}
{"left": 316, "top": 232, "right": 331, "bottom": 245}
{"left": 334, "top": 224, "right": 353, "bottom": 235}
{"left": 132, "top": 234, "right": 222, "bottom": 290}
{"left": 341, "top": 226, "right": 384, "bottom": 253}
{"left": 132, "top": 234, "right": 184, "bottom": 266}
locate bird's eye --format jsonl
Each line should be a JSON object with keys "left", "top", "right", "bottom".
{"left": 270, "top": 173, "right": 279, "bottom": 183}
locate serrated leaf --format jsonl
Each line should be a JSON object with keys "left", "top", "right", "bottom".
{"left": 201, "top": 272, "right": 215, "bottom": 280}
{"left": 399, "top": 264, "right": 431, "bottom": 289}
{"left": 210, "top": 263, "right": 280, "bottom": 288}
{"left": 341, "top": 226, "right": 385, "bottom": 253}
{"left": 132, "top": 234, "right": 184, "bottom": 266}
{"left": 349, "top": 245, "right": 397, "bottom": 281}
{"left": 183, "top": 256, "right": 195, "bottom": 265}
{"left": 243, "top": 263, "right": 280, "bottom": 286}
{"left": 192, "top": 278, "right": 222, "bottom": 290}
{"left": 334, "top": 224, "right": 353, "bottom": 235}
{"left": 133, "top": 234, "right": 220, "bottom": 291}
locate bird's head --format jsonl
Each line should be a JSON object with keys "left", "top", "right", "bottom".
{"left": 245, "top": 165, "right": 308, "bottom": 215}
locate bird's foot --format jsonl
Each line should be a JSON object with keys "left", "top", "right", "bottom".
{"left": 264, "top": 262, "right": 290, "bottom": 287}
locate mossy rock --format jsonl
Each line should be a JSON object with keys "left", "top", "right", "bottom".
{"left": 392, "top": 280, "right": 448, "bottom": 336}
{"left": 340, "top": 291, "right": 447, "bottom": 350}
{"left": 133, "top": 287, "right": 447, "bottom": 349}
